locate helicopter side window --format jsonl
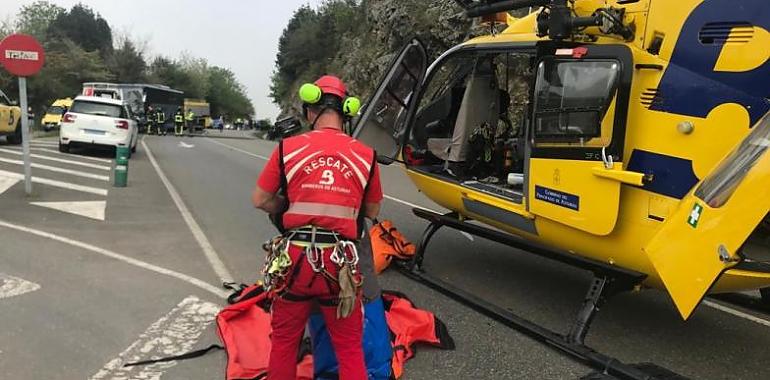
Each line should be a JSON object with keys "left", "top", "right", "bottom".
{"left": 533, "top": 59, "right": 619, "bottom": 145}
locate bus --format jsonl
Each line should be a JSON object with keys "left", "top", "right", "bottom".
{"left": 82, "top": 83, "right": 184, "bottom": 132}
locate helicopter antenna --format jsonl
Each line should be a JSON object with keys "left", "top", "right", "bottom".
{"left": 462, "top": 0, "right": 634, "bottom": 41}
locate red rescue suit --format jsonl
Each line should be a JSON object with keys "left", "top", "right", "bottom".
{"left": 257, "top": 127, "right": 382, "bottom": 380}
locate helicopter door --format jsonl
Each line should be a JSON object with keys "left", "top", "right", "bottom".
{"left": 353, "top": 39, "right": 428, "bottom": 164}
{"left": 645, "top": 113, "right": 770, "bottom": 320}
{"left": 528, "top": 49, "right": 633, "bottom": 236}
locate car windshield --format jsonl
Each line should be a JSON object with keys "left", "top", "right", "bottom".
{"left": 70, "top": 100, "right": 125, "bottom": 118}
{"left": 47, "top": 106, "right": 64, "bottom": 114}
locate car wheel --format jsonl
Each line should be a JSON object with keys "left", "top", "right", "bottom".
{"left": 58, "top": 140, "right": 70, "bottom": 153}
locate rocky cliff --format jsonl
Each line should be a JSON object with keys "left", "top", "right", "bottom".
{"left": 271, "top": 0, "right": 474, "bottom": 117}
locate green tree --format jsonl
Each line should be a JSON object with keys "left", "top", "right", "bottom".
{"left": 207, "top": 66, "right": 254, "bottom": 118}
{"left": 47, "top": 4, "right": 112, "bottom": 56}
{"left": 15, "top": 1, "right": 64, "bottom": 41}
{"left": 106, "top": 38, "right": 146, "bottom": 83}
{"left": 26, "top": 38, "right": 113, "bottom": 113}
{"left": 178, "top": 54, "right": 211, "bottom": 99}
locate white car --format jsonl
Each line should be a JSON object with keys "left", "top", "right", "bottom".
{"left": 59, "top": 96, "right": 138, "bottom": 156}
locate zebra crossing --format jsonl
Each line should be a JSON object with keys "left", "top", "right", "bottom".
{"left": 0, "top": 139, "right": 111, "bottom": 220}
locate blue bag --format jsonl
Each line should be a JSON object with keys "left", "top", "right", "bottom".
{"left": 308, "top": 297, "right": 392, "bottom": 379}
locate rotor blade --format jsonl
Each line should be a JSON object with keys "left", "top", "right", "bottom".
{"left": 466, "top": 0, "right": 550, "bottom": 18}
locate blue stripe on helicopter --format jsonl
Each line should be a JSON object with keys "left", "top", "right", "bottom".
{"left": 626, "top": 150, "right": 699, "bottom": 199}
{"left": 650, "top": 0, "right": 770, "bottom": 124}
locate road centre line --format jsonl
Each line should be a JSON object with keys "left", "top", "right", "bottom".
{"left": 0, "top": 219, "right": 229, "bottom": 299}
{"left": 0, "top": 169, "right": 107, "bottom": 195}
{"left": 204, "top": 137, "right": 269, "bottom": 160}
{"left": 0, "top": 148, "right": 111, "bottom": 170}
{"left": 29, "top": 140, "right": 58, "bottom": 146}
{"left": 0, "top": 156, "right": 109, "bottom": 181}
{"left": 89, "top": 295, "right": 220, "bottom": 380}
{"left": 142, "top": 138, "right": 234, "bottom": 284}
{"left": 205, "top": 138, "right": 770, "bottom": 328}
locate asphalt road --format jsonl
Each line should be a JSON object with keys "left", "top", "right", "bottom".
{"left": 2, "top": 133, "right": 770, "bottom": 379}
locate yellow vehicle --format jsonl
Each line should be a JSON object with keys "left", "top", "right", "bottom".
{"left": 353, "top": 0, "right": 770, "bottom": 373}
{"left": 0, "top": 89, "right": 22, "bottom": 145}
{"left": 41, "top": 97, "right": 73, "bottom": 131}
{"left": 183, "top": 98, "right": 212, "bottom": 130}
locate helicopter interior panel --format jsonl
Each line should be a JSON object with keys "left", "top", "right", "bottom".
{"left": 407, "top": 51, "right": 533, "bottom": 202}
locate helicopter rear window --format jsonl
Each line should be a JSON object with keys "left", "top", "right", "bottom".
{"left": 533, "top": 59, "right": 619, "bottom": 142}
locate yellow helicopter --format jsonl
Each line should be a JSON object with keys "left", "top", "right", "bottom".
{"left": 352, "top": 0, "right": 770, "bottom": 344}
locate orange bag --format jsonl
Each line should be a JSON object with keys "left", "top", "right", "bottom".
{"left": 370, "top": 220, "right": 416, "bottom": 274}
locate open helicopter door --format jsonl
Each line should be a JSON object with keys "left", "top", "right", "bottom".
{"left": 645, "top": 113, "right": 770, "bottom": 320}
{"left": 353, "top": 39, "right": 428, "bottom": 164}
{"left": 527, "top": 46, "right": 635, "bottom": 236}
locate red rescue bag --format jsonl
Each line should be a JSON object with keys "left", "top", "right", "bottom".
{"left": 382, "top": 291, "right": 455, "bottom": 379}
{"left": 218, "top": 284, "right": 313, "bottom": 380}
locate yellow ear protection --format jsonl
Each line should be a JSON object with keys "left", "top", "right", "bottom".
{"left": 299, "top": 83, "right": 361, "bottom": 118}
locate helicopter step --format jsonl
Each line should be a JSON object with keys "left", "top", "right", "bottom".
{"left": 398, "top": 208, "right": 687, "bottom": 380}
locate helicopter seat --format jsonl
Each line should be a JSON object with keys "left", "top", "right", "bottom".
{"left": 443, "top": 60, "right": 499, "bottom": 166}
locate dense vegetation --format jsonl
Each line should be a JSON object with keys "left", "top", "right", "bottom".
{"left": 0, "top": 1, "right": 254, "bottom": 121}
{"left": 270, "top": 0, "right": 474, "bottom": 116}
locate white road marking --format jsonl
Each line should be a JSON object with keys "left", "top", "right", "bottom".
{"left": 142, "top": 138, "right": 234, "bottom": 284}
{"left": 2, "top": 146, "right": 114, "bottom": 163}
{"left": 0, "top": 169, "right": 107, "bottom": 196}
{"left": 205, "top": 138, "right": 770, "bottom": 329}
{"left": 0, "top": 219, "right": 229, "bottom": 299}
{"left": 0, "top": 273, "right": 41, "bottom": 299}
{"left": 0, "top": 156, "right": 109, "bottom": 181}
{"left": 30, "top": 200, "right": 106, "bottom": 221}
{"left": 0, "top": 148, "right": 111, "bottom": 170}
{"left": 35, "top": 147, "right": 113, "bottom": 163}
{"left": 204, "top": 137, "right": 269, "bottom": 160}
{"left": 89, "top": 296, "right": 220, "bottom": 380}
{"left": 178, "top": 141, "right": 195, "bottom": 148}
{"left": 0, "top": 176, "right": 18, "bottom": 195}
{"left": 703, "top": 300, "right": 770, "bottom": 328}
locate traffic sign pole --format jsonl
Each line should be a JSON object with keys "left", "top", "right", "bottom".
{"left": 19, "top": 77, "right": 32, "bottom": 195}
{"left": 0, "top": 34, "right": 46, "bottom": 196}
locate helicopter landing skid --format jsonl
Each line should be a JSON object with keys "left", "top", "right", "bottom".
{"left": 397, "top": 208, "right": 687, "bottom": 380}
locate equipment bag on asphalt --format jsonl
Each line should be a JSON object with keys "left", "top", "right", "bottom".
{"left": 124, "top": 283, "right": 454, "bottom": 379}
{"left": 370, "top": 219, "right": 417, "bottom": 274}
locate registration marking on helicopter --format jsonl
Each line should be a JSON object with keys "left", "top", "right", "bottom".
{"left": 534, "top": 185, "right": 580, "bottom": 211}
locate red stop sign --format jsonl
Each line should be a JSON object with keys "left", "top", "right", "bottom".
{"left": 0, "top": 34, "right": 45, "bottom": 76}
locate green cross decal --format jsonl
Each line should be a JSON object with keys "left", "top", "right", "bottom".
{"left": 688, "top": 203, "right": 703, "bottom": 228}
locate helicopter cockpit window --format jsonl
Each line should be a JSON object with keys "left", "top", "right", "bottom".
{"left": 533, "top": 59, "right": 619, "bottom": 144}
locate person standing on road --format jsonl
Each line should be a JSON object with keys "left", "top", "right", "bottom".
{"left": 174, "top": 107, "right": 185, "bottom": 136}
{"left": 155, "top": 107, "right": 166, "bottom": 136}
{"left": 145, "top": 106, "right": 155, "bottom": 135}
{"left": 186, "top": 109, "right": 195, "bottom": 134}
{"left": 252, "top": 75, "right": 374, "bottom": 380}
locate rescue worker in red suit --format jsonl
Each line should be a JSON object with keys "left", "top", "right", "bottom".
{"left": 252, "top": 75, "right": 381, "bottom": 380}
